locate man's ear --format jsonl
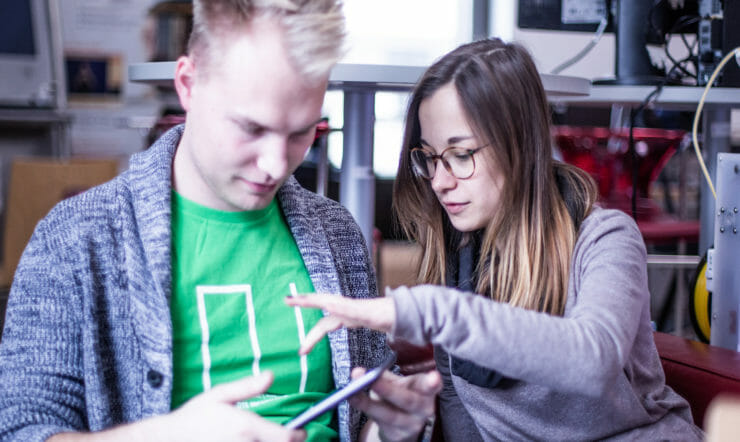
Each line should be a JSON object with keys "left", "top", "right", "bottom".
{"left": 174, "top": 55, "right": 196, "bottom": 112}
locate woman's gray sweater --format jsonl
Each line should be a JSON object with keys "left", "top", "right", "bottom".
{"left": 389, "top": 207, "right": 703, "bottom": 441}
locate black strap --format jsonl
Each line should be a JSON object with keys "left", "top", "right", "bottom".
{"left": 446, "top": 234, "right": 507, "bottom": 389}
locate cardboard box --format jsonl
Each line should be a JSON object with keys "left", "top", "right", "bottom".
{"left": 378, "top": 241, "right": 421, "bottom": 289}
{"left": 0, "top": 157, "right": 119, "bottom": 287}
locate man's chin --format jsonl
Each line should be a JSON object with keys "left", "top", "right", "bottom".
{"left": 231, "top": 193, "right": 277, "bottom": 211}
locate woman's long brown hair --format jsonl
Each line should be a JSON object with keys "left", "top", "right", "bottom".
{"left": 392, "top": 38, "right": 598, "bottom": 316}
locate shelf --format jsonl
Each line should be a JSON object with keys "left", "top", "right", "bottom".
{"left": 0, "top": 108, "right": 71, "bottom": 157}
{"left": 0, "top": 108, "right": 71, "bottom": 125}
{"left": 552, "top": 85, "right": 740, "bottom": 109}
{"left": 128, "top": 61, "right": 591, "bottom": 96}
{"left": 129, "top": 61, "right": 740, "bottom": 106}
{"left": 128, "top": 62, "right": 176, "bottom": 88}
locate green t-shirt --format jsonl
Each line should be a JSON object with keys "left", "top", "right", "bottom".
{"left": 170, "top": 192, "right": 337, "bottom": 440}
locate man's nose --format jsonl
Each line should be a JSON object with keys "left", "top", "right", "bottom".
{"left": 256, "top": 137, "right": 290, "bottom": 179}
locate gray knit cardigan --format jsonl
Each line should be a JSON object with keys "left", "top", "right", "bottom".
{"left": 0, "top": 125, "right": 387, "bottom": 442}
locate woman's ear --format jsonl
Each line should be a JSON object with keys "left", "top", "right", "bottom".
{"left": 173, "top": 55, "right": 196, "bottom": 112}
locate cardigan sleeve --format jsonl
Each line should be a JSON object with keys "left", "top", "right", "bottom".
{"left": 0, "top": 219, "right": 87, "bottom": 441}
{"left": 388, "top": 210, "right": 649, "bottom": 398}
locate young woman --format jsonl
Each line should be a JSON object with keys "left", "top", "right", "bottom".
{"left": 287, "top": 38, "right": 702, "bottom": 441}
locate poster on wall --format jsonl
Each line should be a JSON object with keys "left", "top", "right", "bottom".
{"left": 65, "top": 52, "right": 123, "bottom": 100}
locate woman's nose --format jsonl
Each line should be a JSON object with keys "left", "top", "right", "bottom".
{"left": 430, "top": 162, "right": 456, "bottom": 193}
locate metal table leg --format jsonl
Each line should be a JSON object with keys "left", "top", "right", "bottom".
{"left": 340, "top": 89, "right": 376, "bottom": 252}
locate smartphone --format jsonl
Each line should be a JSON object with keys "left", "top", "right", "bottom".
{"left": 285, "top": 350, "right": 397, "bottom": 430}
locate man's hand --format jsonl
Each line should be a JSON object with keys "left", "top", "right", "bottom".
{"left": 355, "top": 368, "right": 441, "bottom": 442}
{"left": 165, "top": 371, "right": 305, "bottom": 442}
{"left": 50, "top": 372, "right": 305, "bottom": 442}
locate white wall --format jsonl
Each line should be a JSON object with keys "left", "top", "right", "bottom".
{"left": 60, "top": 0, "right": 162, "bottom": 159}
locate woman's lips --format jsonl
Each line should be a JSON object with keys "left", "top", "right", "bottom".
{"left": 443, "top": 201, "right": 468, "bottom": 215}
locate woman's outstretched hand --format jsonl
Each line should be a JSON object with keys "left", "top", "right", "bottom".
{"left": 285, "top": 295, "right": 396, "bottom": 355}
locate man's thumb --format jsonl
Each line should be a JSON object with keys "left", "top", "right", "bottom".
{"left": 207, "top": 371, "right": 274, "bottom": 404}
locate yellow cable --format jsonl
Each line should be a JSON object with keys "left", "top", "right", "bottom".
{"left": 692, "top": 47, "right": 740, "bottom": 201}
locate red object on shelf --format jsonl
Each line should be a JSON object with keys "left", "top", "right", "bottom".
{"left": 553, "top": 126, "right": 696, "bottom": 243}
{"left": 315, "top": 119, "right": 330, "bottom": 140}
{"left": 637, "top": 218, "right": 700, "bottom": 244}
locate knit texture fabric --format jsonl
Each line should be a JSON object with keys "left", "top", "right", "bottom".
{"left": 0, "top": 125, "right": 387, "bottom": 442}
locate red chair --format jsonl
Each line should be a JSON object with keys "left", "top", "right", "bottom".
{"left": 654, "top": 331, "right": 740, "bottom": 428}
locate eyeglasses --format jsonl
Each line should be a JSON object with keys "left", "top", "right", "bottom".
{"left": 410, "top": 145, "right": 487, "bottom": 180}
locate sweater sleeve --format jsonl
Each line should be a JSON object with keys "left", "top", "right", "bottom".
{"left": 0, "top": 219, "right": 86, "bottom": 441}
{"left": 388, "top": 210, "right": 648, "bottom": 398}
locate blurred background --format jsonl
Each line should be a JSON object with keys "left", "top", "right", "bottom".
{"left": 2, "top": 0, "right": 740, "bottom": 342}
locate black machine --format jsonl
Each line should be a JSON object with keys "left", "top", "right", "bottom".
{"left": 518, "top": 0, "right": 740, "bottom": 87}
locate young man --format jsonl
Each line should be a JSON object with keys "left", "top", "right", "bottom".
{"left": 0, "top": 1, "right": 440, "bottom": 441}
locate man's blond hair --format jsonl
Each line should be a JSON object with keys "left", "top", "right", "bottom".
{"left": 188, "top": 0, "right": 346, "bottom": 83}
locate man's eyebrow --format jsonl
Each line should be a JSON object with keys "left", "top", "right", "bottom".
{"left": 294, "top": 117, "right": 325, "bottom": 134}
{"left": 231, "top": 115, "right": 265, "bottom": 129}
{"left": 231, "top": 116, "right": 323, "bottom": 134}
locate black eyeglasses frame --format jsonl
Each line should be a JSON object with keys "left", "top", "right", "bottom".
{"left": 410, "top": 144, "right": 487, "bottom": 180}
